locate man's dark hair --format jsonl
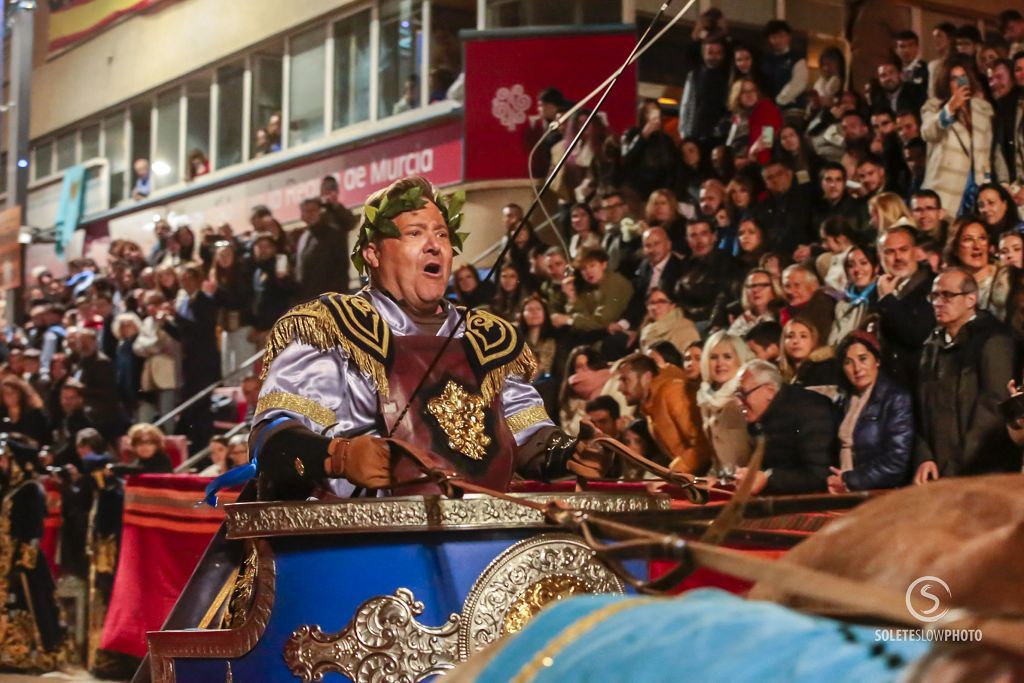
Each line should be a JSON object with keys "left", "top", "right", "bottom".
{"left": 894, "top": 30, "right": 919, "bottom": 44}
{"left": 300, "top": 197, "right": 321, "bottom": 209}
{"left": 916, "top": 237, "right": 942, "bottom": 258}
{"left": 703, "top": 35, "right": 727, "bottom": 50}
{"left": 1000, "top": 10, "right": 1024, "bottom": 29}
{"left": 895, "top": 108, "right": 921, "bottom": 124}
{"left": 76, "top": 427, "right": 107, "bottom": 453}
{"left": 877, "top": 54, "right": 902, "bottom": 71}
{"left": 762, "top": 156, "right": 794, "bottom": 172}
{"left": 764, "top": 19, "right": 792, "bottom": 36}
{"left": 745, "top": 320, "right": 783, "bottom": 349}
{"left": 321, "top": 175, "right": 339, "bottom": 191}
{"left": 870, "top": 107, "right": 895, "bottom": 122}
{"left": 990, "top": 57, "right": 1014, "bottom": 75}
{"left": 904, "top": 137, "right": 926, "bottom": 154}
{"left": 585, "top": 395, "right": 621, "bottom": 421}
{"left": 911, "top": 188, "right": 942, "bottom": 208}
{"left": 820, "top": 216, "right": 855, "bottom": 240}
{"left": 599, "top": 187, "right": 625, "bottom": 202}
{"left": 649, "top": 341, "right": 683, "bottom": 368}
{"left": 619, "top": 352, "right": 660, "bottom": 377}
{"left": 250, "top": 205, "right": 273, "bottom": 219}
{"left": 578, "top": 247, "right": 610, "bottom": 264}
{"left": 857, "top": 153, "right": 885, "bottom": 170}
{"left": 686, "top": 218, "right": 716, "bottom": 232}
{"left": 819, "top": 161, "right": 847, "bottom": 180}
{"left": 954, "top": 25, "right": 981, "bottom": 44}
{"left": 841, "top": 110, "right": 868, "bottom": 126}
{"left": 934, "top": 22, "right": 956, "bottom": 37}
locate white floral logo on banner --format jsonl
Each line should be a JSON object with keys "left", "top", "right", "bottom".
{"left": 491, "top": 85, "right": 532, "bottom": 131}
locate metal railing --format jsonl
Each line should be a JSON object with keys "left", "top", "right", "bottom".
{"left": 174, "top": 420, "right": 251, "bottom": 474}
{"left": 153, "top": 350, "right": 263, "bottom": 430}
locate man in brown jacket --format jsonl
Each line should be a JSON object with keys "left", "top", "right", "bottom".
{"left": 615, "top": 353, "right": 711, "bottom": 473}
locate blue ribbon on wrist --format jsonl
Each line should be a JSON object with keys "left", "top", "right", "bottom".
{"left": 201, "top": 416, "right": 291, "bottom": 507}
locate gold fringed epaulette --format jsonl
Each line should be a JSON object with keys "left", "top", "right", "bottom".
{"left": 260, "top": 294, "right": 393, "bottom": 399}
{"left": 463, "top": 309, "right": 537, "bottom": 404}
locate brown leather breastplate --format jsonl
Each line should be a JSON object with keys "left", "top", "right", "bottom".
{"left": 380, "top": 335, "right": 516, "bottom": 494}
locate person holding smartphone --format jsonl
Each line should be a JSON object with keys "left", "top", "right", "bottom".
{"left": 724, "top": 77, "right": 782, "bottom": 167}
{"left": 248, "top": 232, "right": 296, "bottom": 349}
{"left": 920, "top": 54, "right": 998, "bottom": 218}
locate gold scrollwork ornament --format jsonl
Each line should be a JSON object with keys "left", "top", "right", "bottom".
{"left": 427, "top": 381, "right": 491, "bottom": 460}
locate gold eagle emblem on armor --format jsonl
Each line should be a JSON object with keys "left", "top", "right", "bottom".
{"left": 427, "top": 381, "right": 491, "bottom": 460}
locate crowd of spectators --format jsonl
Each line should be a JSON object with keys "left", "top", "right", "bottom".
{"left": 0, "top": 174, "right": 355, "bottom": 478}
{"left": 451, "top": 8, "right": 1024, "bottom": 496}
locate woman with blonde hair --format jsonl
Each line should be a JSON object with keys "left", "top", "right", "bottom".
{"left": 0, "top": 375, "right": 49, "bottom": 444}
{"left": 644, "top": 189, "right": 687, "bottom": 252}
{"left": 697, "top": 331, "right": 755, "bottom": 475}
{"left": 867, "top": 192, "right": 913, "bottom": 232}
{"left": 724, "top": 77, "right": 782, "bottom": 166}
{"left": 125, "top": 422, "right": 174, "bottom": 473}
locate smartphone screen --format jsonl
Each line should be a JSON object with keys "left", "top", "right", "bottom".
{"left": 275, "top": 254, "right": 288, "bottom": 276}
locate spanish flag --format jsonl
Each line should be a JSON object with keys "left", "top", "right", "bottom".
{"left": 48, "top": 0, "right": 165, "bottom": 53}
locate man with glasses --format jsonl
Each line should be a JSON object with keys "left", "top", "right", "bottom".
{"left": 909, "top": 190, "right": 947, "bottom": 244}
{"left": 731, "top": 360, "right": 837, "bottom": 495}
{"left": 597, "top": 189, "right": 639, "bottom": 273}
{"left": 875, "top": 225, "right": 936, "bottom": 387}
{"left": 913, "top": 268, "right": 1019, "bottom": 485}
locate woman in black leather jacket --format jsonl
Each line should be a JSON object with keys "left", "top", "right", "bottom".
{"left": 827, "top": 331, "right": 914, "bottom": 492}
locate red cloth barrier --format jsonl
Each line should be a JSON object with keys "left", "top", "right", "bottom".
{"left": 99, "top": 474, "right": 238, "bottom": 658}
{"left": 42, "top": 478, "right": 61, "bottom": 577}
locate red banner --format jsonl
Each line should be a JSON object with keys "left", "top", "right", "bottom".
{"left": 100, "top": 475, "right": 238, "bottom": 658}
{"left": 48, "top": 0, "right": 167, "bottom": 53}
{"left": 463, "top": 28, "right": 638, "bottom": 182}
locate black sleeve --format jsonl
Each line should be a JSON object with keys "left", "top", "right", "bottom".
{"left": 252, "top": 420, "right": 334, "bottom": 495}
{"left": 516, "top": 425, "right": 577, "bottom": 481}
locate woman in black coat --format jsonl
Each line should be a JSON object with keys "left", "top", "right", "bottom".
{"left": 827, "top": 331, "right": 914, "bottom": 492}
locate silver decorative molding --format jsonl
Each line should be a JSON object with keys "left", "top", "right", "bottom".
{"left": 284, "top": 533, "right": 625, "bottom": 681}
{"left": 224, "top": 492, "right": 668, "bottom": 539}
{"left": 458, "top": 533, "right": 624, "bottom": 658}
{"left": 284, "top": 588, "right": 460, "bottom": 683}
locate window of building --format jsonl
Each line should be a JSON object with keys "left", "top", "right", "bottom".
{"left": 379, "top": 0, "right": 423, "bottom": 118}
{"left": 153, "top": 88, "right": 182, "bottom": 190}
{"left": 429, "top": 2, "right": 475, "bottom": 102}
{"left": 216, "top": 62, "right": 245, "bottom": 169}
{"left": 33, "top": 141, "right": 52, "bottom": 180}
{"left": 288, "top": 26, "right": 327, "bottom": 146}
{"left": 81, "top": 124, "right": 101, "bottom": 161}
{"left": 56, "top": 132, "right": 77, "bottom": 171}
{"left": 130, "top": 102, "right": 152, "bottom": 179}
{"left": 333, "top": 9, "right": 372, "bottom": 129}
{"left": 185, "top": 79, "right": 211, "bottom": 180}
{"left": 104, "top": 112, "right": 127, "bottom": 205}
{"left": 486, "top": 0, "right": 619, "bottom": 27}
{"left": 252, "top": 46, "right": 283, "bottom": 158}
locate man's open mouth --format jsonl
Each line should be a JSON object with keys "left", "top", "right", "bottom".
{"left": 423, "top": 263, "right": 442, "bottom": 275}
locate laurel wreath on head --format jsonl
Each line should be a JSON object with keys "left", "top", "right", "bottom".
{"left": 351, "top": 185, "right": 468, "bottom": 274}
